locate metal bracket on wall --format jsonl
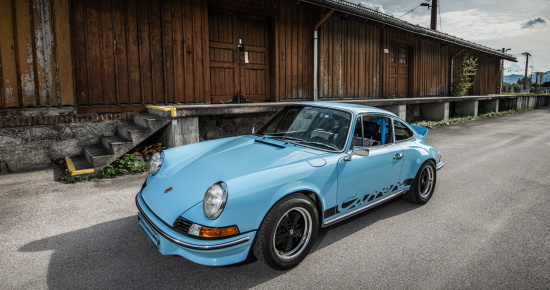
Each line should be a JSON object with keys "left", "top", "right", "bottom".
{"left": 147, "top": 105, "right": 177, "bottom": 118}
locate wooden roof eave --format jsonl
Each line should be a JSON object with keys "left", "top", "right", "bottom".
{"left": 300, "top": 0, "right": 517, "bottom": 62}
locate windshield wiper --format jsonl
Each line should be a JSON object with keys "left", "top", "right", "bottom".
{"left": 263, "top": 135, "right": 305, "bottom": 144}
{"left": 294, "top": 140, "right": 339, "bottom": 151}
{"left": 281, "top": 136, "right": 306, "bottom": 142}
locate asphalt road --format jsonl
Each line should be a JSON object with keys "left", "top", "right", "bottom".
{"left": 1, "top": 107, "right": 549, "bottom": 290}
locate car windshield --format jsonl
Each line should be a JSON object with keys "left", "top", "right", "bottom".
{"left": 256, "top": 105, "right": 352, "bottom": 152}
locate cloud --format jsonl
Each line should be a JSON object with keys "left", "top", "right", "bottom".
{"left": 521, "top": 17, "right": 548, "bottom": 29}
{"left": 435, "top": 9, "right": 525, "bottom": 41}
{"left": 357, "top": 2, "right": 385, "bottom": 13}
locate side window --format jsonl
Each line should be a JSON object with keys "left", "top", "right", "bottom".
{"left": 352, "top": 115, "right": 393, "bottom": 147}
{"left": 394, "top": 120, "right": 414, "bottom": 142}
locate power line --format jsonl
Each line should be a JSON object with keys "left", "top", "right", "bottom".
{"left": 398, "top": 4, "right": 422, "bottom": 18}
{"left": 398, "top": 0, "right": 430, "bottom": 19}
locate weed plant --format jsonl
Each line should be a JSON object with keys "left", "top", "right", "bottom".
{"left": 412, "top": 108, "right": 533, "bottom": 129}
{"left": 102, "top": 154, "right": 148, "bottom": 178}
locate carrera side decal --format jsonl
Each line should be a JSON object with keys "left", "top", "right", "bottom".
{"left": 323, "top": 178, "right": 414, "bottom": 219}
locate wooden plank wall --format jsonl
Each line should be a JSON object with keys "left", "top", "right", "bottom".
{"left": 319, "top": 15, "right": 381, "bottom": 99}
{"left": 450, "top": 50, "right": 501, "bottom": 96}
{"left": 0, "top": 0, "right": 501, "bottom": 111}
{"left": 71, "top": 0, "right": 209, "bottom": 106}
{"left": 0, "top": 0, "right": 73, "bottom": 109}
{"left": 275, "top": 1, "right": 315, "bottom": 101}
{"left": 472, "top": 54, "right": 500, "bottom": 95}
{"left": 417, "top": 38, "right": 450, "bottom": 96}
{"left": 71, "top": 0, "right": 316, "bottom": 105}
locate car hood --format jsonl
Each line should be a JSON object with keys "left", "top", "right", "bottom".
{"left": 140, "top": 136, "right": 321, "bottom": 225}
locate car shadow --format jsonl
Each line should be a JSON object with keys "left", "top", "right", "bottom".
{"left": 19, "top": 197, "right": 417, "bottom": 288}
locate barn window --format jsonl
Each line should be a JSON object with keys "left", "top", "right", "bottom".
{"left": 399, "top": 47, "right": 408, "bottom": 64}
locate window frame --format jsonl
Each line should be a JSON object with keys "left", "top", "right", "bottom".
{"left": 393, "top": 118, "right": 415, "bottom": 143}
{"left": 353, "top": 114, "right": 396, "bottom": 148}
{"left": 255, "top": 104, "right": 354, "bottom": 153}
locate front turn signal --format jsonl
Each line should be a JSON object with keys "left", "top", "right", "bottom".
{"left": 188, "top": 224, "right": 239, "bottom": 238}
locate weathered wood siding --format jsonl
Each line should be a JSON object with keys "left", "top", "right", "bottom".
{"left": 472, "top": 54, "right": 501, "bottom": 95}
{"left": 71, "top": 0, "right": 315, "bottom": 105}
{"left": 71, "top": 0, "right": 209, "bottom": 106}
{"left": 1, "top": 0, "right": 505, "bottom": 111}
{"left": 0, "top": 0, "right": 73, "bottom": 109}
{"left": 275, "top": 2, "right": 315, "bottom": 101}
{"left": 319, "top": 16, "right": 381, "bottom": 99}
{"left": 417, "top": 39, "right": 450, "bottom": 96}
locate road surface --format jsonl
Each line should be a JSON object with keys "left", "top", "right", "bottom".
{"left": 1, "top": 107, "right": 548, "bottom": 289}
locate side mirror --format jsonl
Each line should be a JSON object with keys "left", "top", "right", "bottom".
{"left": 344, "top": 146, "right": 370, "bottom": 161}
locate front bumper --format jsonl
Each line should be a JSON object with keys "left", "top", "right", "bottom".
{"left": 436, "top": 161, "right": 445, "bottom": 170}
{"left": 136, "top": 192, "right": 256, "bottom": 266}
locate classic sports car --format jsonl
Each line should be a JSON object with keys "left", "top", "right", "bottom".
{"left": 136, "top": 102, "right": 443, "bottom": 270}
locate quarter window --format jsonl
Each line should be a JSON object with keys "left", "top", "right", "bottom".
{"left": 394, "top": 120, "right": 414, "bottom": 142}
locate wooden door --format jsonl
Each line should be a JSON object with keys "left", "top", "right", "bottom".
{"left": 208, "top": 10, "right": 270, "bottom": 103}
{"left": 388, "top": 44, "right": 410, "bottom": 97}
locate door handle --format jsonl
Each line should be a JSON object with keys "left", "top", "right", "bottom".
{"left": 393, "top": 153, "right": 403, "bottom": 160}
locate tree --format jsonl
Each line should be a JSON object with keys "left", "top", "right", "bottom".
{"left": 516, "top": 76, "right": 533, "bottom": 92}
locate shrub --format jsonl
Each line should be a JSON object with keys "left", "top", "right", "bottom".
{"left": 452, "top": 54, "right": 478, "bottom": 97}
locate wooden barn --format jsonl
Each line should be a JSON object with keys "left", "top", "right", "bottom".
{"left": 1, "top": 0, "right": 516, "bottom": 112}
{"left": 0, "top": 0, "right": 519, "bottom": 172}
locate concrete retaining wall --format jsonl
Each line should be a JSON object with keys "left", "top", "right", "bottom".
{"left": 1, "top": 94, "right": 549, "bottom": 173}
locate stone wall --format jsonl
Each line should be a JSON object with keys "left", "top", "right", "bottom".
{"left": 0, "top": 120, "right": 130, "bottom": 173}
{"left": 198, "top": 112, "right": 274, "bottom": 140}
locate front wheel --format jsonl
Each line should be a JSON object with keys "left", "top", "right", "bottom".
{"left": 253, "top": 193, "right": 319, "bottom": 270}
{"left": 403, "top": 160, "right": 436, "bottom": 204}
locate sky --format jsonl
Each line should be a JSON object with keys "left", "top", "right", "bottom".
{"left": 348, "top": 0, "right": 550, "bottom": 75}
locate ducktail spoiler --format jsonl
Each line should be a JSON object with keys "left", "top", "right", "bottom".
{"left": 411, "top": 125, "right": 429, "bottom": 139}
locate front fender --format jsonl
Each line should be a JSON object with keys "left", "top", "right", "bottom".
{"left": 181, "top": 158, "right": 339, "bottom": 233}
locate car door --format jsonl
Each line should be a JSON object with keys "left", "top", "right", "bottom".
{"left": 393, "top": 118, "right": 421, "bottom": 185}
{"left": 336, "top": 114, "right": 404, "bottom": 215}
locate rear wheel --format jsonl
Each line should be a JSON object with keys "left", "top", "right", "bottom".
{"left": 403, "top": 160, "right": 436, "bottom": 204}
{"left": 254, "top": 193, "right": 318, "bottom": 270}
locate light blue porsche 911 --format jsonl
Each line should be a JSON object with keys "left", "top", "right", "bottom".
{"left": 136, "top": 102, "right": 444, "bottom": 270}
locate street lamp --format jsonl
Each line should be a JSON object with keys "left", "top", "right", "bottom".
{"left": 500, "top": 48, "right": 511, "bottom": 93}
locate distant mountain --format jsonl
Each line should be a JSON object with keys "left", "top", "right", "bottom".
{"left": 503, "top": 71, "right": 550, "bottom": 84}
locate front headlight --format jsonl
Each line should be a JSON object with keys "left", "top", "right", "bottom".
{"left": 149, "top": 151, "right": 164, "bottom": 175}
{"left": 203, "top": 182, "right": 228, "bottom": 219}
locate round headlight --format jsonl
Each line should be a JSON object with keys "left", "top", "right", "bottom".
{"left": 203, "top": 182, "right": 228, "bottom": 219}
{"left": 149, "top": 151, "right": 164, "bottom": 175}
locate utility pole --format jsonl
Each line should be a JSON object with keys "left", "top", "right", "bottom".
{"left": 522, "top": 52, "right": 531, "bottom": 90}
{"left": 430, "top": 0, "right": 438, "bottom": 30}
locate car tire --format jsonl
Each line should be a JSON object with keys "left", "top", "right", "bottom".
{"left": 253, "top": 193, "right": 319, "bottom": 270}
{"left": 403, "top": 160, "right": 436, "bottom": 204}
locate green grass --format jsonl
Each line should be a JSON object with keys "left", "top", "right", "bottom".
{"left": 412, "top": 108, "right": 534, "bottom": 129}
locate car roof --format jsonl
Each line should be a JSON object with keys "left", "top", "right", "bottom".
{"left": 297, "top": 102, "right": 398, "bottom": 117}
